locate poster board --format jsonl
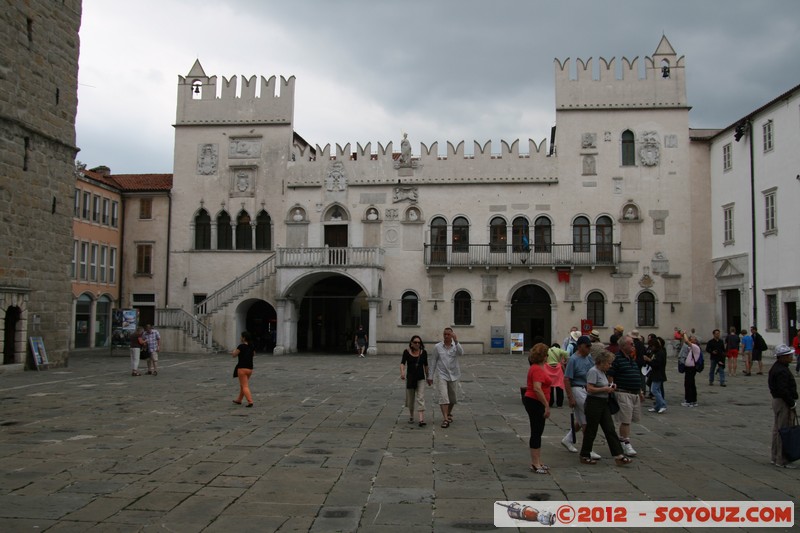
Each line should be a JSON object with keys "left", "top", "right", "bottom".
{"left": 510, "top": 333, "right": 525, "bottom": 354}
{"left": 29, "top": 336, "right": 49, "bottom": 370}
{"left": 111, "top": 309, "right": 138, "bottom": 348}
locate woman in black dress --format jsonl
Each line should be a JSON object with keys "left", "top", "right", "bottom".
{"left": 231, "top": 331, "right": 255, "bottom": 407}
{"left": 400, "top": 335, "right": 429, "bottom": 426}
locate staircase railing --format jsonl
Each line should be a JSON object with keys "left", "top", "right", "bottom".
{"left": 194, "top": 254, "right": 276, "bottom": 316}
{"left": 156, "top": 308, "right": 213, "bottom": 349}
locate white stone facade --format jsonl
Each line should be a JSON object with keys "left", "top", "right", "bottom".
{"left": 164, "top": 37, "right": 717, "bottom": 354}
{"left": 709, "top": 85, "right": 800, "bottom": 346}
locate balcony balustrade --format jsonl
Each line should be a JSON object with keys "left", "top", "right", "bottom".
{"left": 276, "top": 246, "right": 385, "bottom": 269}
{"left": 423, "top": 243, "right": 620, "bottom": 268}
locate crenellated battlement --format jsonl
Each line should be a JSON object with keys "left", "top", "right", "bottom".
{"left": 286, "top": 138, "right": 558, "bottom": 188}
{"left": 176, "top": 60, "right": 295, "bottom": 125}
{"left": 555, "top": 35, "right": 686, "bottom": 110}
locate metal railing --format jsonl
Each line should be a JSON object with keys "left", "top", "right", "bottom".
{"left": 194, "top": 254, "right": 276, "bottom": 316}
{"left": 156, "top": 308, "right": 213, "bottom": 349}
{"left": 276, "top": 246, "right": 385, "bottom": 269}
{"left": 423, "top": 243, "right": 620, "bottom": 267}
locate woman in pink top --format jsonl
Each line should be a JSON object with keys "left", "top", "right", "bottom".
{"left": 523, "top": 343, "right": 552, "bottom": 474}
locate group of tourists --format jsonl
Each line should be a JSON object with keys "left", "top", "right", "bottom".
{"left": 522, "top": 325, "right": 799, "bottom": 474}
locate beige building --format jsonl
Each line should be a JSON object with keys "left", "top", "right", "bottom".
{"left": 157, "top": 35, "right": 715, "bottom": 354}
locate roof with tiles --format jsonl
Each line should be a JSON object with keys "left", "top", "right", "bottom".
{"left": 111, "top": 174, "right": 173, "bottom": 191}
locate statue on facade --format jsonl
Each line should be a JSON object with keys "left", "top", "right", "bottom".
{"left": 399, "top": 133, "right": 412, "bottom": 166}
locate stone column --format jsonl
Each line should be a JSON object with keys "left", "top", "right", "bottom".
{"left": 210, "top": 223, "right": 217, "bottom": 250}
{"left": 250, "top": 222, "right": 256, "bottom": 250}
{"left": 367, "top": 298, "right": 379, "bottom": 356}
{"left": 273, "top": 299, "right": 286, "bottom": 355}
{"left": 89, "top": 298, "right": 97, "bottom": 348}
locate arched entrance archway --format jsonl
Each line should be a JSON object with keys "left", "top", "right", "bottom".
{"left": 510, "top": 284, "right": 552, "bottom": 350}
{"left": 245, "top": 300, "right": 277, "bottom": 353}
{"left": 4, "top": 306, "right": 21, "bottom": 364}
{"left": 296, "top": 275, "right": 367, "bottom": 353}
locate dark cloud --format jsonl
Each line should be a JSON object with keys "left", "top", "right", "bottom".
{"left": 76, "top": 0, "right": 800, "bottom": 173}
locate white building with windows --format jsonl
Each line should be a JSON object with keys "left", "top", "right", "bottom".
{"left": 710, "top": 83, "right": 800, "bottom": 346}
{"left": 157, "top": 35, "right": 717, "bottom": 354}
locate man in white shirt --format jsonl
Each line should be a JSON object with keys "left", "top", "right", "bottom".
{"left": 427, "top": 327, "right": 463, "bottom": 428}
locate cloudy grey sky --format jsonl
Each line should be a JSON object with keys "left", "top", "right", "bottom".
{"left": 76, "top": 0, "right": 800, "bottom": 174}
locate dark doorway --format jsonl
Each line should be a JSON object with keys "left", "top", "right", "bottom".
{"left": 510, "top": 284, "right": 552, "bottom": 350}
{"left": 723, "top": 289, "right": 741, "bottom": 333}
{"left": 324, "top": 225, "right": 348, "bottom": 265}
{"left": 246, "top": 300, "right": 277, "bottom": 353}
{"left": 785, "top": 301, "right": 797, "bottom": 345}
{"left": 3, "top": 306, "right": 21, "bottom": 364}
{"left": 136, "top": 306, "right": 155, "bottom": 329}
{"left": 297, "top": 275, "right": 365, "bottom": 353}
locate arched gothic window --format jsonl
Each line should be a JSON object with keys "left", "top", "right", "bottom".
{"left": 453, "top": 291, "right": 472, "bottom": 326}
{"left": 596, "top": 215, "right": 613, "bottom": 263}
{"left": 452, "top": 216, "right": 469, "bottom": 253}
{"left": 236, "top": 211, "right": 252, "bottom": 250}
{"left": 430, "top": 217, "right": 447, "bottom": 264}
{"left": 512, "top": 217, "right": 530, "bottom": 252}
{"left": 621, "top": 130, "right": 635, "bottom": 166}
{"left": 217, "top": 211, "right": 232, "bottom": 250}
{"left": 637, "top": 291, "right": 656, "bottom": 327}
{"left": 534, "top": 216, "right": 552, "bottom": 253}
{"left": 255, "top": 211, "right": 271, "bottom": 250}
{"left": 490, "top": 217, "right": 507, "bottom": 253}
{"left": 194, "top": 209, "right": 211, "bottom": 250}
{"left": 572, "top": 216, "right": 590, "bottom": 253}
{"left": 587, "top": 291, "right": 605, "bottom": 327}
{"left": 401, "top": 291, "right": 419, "bottom": 326}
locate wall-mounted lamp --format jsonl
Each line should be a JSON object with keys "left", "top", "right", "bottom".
{"left": 570, "top": 302, "right": 575, "bottom": 311}
{"left": 387, "top": 300, "right": 392, "bottom": 311}
{"left": 433, "top": 301, "right": 438, "bottom": 311}
{"left": 670, "top": 303, "right": 675, "bottom": 313}
{"left": 487, "top": 302, "right": 492, "bottom": 311}
{"left": 183, "top": 277, "right": 188, "bottom": 286}
{"left": 619, "top": 303, "right": 624, "bottom": 313}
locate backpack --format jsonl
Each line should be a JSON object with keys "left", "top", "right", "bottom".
{"left": 695, "top": 350, "right": 705, "bottom": 373}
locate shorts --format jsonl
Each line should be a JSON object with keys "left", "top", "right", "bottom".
{"left": 571, "top": 386, "right": 588, "bottom": 426}
{"left": 726, "top": 349, "right": 739, "bottom": 359}
{"left": 434, "top": 378, "right": 458, "bottom": 405}
{"left": 751, "top": 351, "right": 762, "bottom": 362}
{"left": 612, "top": 391, "right": 641, "bottom": 425}
{"left": 148, "top": 351, "right": 159, "bottom": 362}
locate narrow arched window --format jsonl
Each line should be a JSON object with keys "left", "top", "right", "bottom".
{"left": 621, "top": 130, "right": 635, "bottom": 166}
{"left": 236, "top": 211, "right": 252, "bottom": 250}
{"left": 452, "top": 216, "right": 469, "bottom": 253}
{"left": 430, "top": 217, "right": 447, "bottom": 264}
{"left": 490, "top": 217, "right": 507, "bottom": 253}
{"left": 587, "top": 291, "right": 605, "bottom": 326}
{"left": 453, "top": 291, "right": 471, "bottom": 326}
{"left": 512, "top": 217, "right": 529, "bottom": 252}
{"left": 596, "top": 215, "right": 613, "bottom": 263}
{"left": 194, "top": 209, "right": 211, "bottom": 250}
{"left": 534, "top": 216, "right": 552, "bottom": 253}
{"left": 637, "top": 291, "right": 656, "bottom": 327}
{"left": 217, "top": 211, "right": 232, "bottom": 250}
{"left": 572, "top": 216, "right": 590, "bottom": 253}
{"left": 401, "top": 291, "right": 419, "bottom": 326}
{"left": 255, "top": 210, "right": 271, "bottom": 250}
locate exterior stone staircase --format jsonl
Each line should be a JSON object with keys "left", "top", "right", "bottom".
{"left": 194, "top": 254, "right": 277, "bottom": 316}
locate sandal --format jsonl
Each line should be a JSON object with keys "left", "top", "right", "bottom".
{"left": 615, "top": 456, "right": 633, "bottom": 466}
{"left": 447, "top": 415, "right": 453, "bottom": 422}
{"left": 440, "top": 420, "right": 450, "bottom": 428}
{"left": 580, "top": 456, "right": 598, "bottom": 465}
{"left": 530, "top": 465, "right": 549, "bottom": 474}
{"left": 418, "top": 421, "right": 427, "bottom": 427}
{"left": 232, "top": 400, "right": 242, "bottom": 405}
{"left": 131, "top": 371, "right": 141, "bottom": 376}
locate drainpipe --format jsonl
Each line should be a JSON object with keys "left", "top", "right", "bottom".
{"left": 165, "top": 191, "right": 172, "bottom": 307}
{"left": 746, "top": 120, "right": 757, "bottom": 326}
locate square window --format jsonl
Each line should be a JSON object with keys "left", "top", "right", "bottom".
{"left": 136, "top": 244, "right": 153, "bottom": 274}
{"left": 766, "top": 294, "right": 779, "bottom": 330}
{"left": 140, "top": 198, "right": 153, "bottom": 219}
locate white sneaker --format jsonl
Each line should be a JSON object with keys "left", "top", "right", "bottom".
{"left": 590, "top": 451, "right": 602, "bottom": 460}
{"left": 647, "top": 407, "right": 656, "bottom": 412}
{"left": 621, "top": 442, "right": 637, "bottom": 457}
{"left": 561, "top": 435, "right": 578, "bottom": 453}
{"left": 681, "top": 401, "right": 691, "bottom": 407}
{"left": 657, "top": 407, "right": 667, "bottom": 414}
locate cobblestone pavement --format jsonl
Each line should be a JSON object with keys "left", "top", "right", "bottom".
{"left": 0, "top": 350, "right": 797, "bottom": 532}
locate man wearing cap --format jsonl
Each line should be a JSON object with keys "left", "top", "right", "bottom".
{"left": 562, "top": 335, "right": 601, "bottom": 459}
{"left": 768, "top": 344, "right": 798, "bottom": 468}
{"left": 608, "top": 335, "right": 643, "bottom": 457}
{"left": 589, "top": 330, "right": 606, "bottom": 359}
{"left": 608, "top": 325, "right": 624, "bottom": 353}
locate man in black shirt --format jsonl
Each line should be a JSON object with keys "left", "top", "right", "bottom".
{"left": 768, "top": 344, "right": 798, "bottom": 468}
{"left": 706, "top": 329, "right": 726, "bottom": 387}
{"left": 608, "top": 336, "right": 644, "bottom": 457}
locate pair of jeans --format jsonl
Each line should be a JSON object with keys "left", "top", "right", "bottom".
{"left": 708, "top": 360, "right": 726, "bottom": 385}
{"left": 650, "top": 380, "right": 666, "bottom": 410}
